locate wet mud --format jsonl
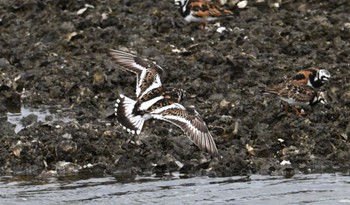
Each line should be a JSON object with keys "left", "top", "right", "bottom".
{"left": 0, "top": 0, "right": 350, "bottom": 178}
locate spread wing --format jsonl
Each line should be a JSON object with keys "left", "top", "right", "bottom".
{"left": 150, "top": 103, "right": 218, "bottom": 155}
{"left": 115, "top": 94, "right": 147, "bottom": 135}
{"left": 108, "top": 49, "right": 163, "bottom": 98}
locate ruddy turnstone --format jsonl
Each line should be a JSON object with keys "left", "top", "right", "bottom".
{"left": 264, "top": 82, "right": 326, "bottom": 116}
{"left": 174, "top": 0, "right": 233, "bottom": 27}
{"left": 108, "top": 49, "right": 218, "bottom": 155}
{"left": 289, "top": 68, "right": 331, "bottom": 89}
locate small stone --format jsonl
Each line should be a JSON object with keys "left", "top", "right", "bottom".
{"left": 93, "top": 71, "right": 107, "bottom": 86}
{"left": 55, "top": 140, "right": 78, "bottom": 160}
{"left": 246, "top": 144, "right": 256, "bottom": 156}
{"left": 209, "top": 93, "right": 224, "bottom": 101}
{"left": 12, "top": 146, "right": 21, "bottom": 158}
{"left": 237, "top": 0, "right": 248, "bottom": 9}
{"left": 62, "top": 133, "right": 72, "bottom": 139}
{"left": 219, "top": 99, "right": 230, "bottom": 108}
{"left": 216, "top": 27, "right": 227, "bottom": 33}
{"left": 20, "top": 114, "right": 38, "bottom": 127}
{"left": 280, "top": 160, "right": 291, "bottom": 165}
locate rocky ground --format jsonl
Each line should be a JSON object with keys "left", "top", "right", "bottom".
{"left": 0, "top": 0, "right": 350, "bottom": 179}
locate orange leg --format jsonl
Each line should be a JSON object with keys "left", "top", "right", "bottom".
{"left": 197, "top": 22, "right": 208, "bottom": 29}
{"left": 292, "top": 107, "right": 306, "bottom": 116}
{"left": 282, "top": 103, "right": 305, "bottom": 116}
{"left": 284, "top": 104, "right": 289, "bottom": 113}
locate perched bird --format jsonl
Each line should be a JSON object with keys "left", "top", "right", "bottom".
{"left": 174, "top": 0, "right": 234, "bottom": 27}
{"left": 264, "top": 82, "right": 326, "bottom": 116}
{"left": 289, "top": 68, "right": 331, "bottom": 89}
{"left": 108, "top": 49, "right": 218, "bottom": 155}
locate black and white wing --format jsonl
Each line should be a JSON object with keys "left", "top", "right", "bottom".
{"left": 115, "top": 94, "right": 148, "bottom": 135}
{"left": 150, "top": 103, "right": 218, "bottom": 155}
{"left": 108, "top": 49, "right": 163, "bottom": 98}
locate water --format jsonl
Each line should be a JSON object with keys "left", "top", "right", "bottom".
{"left": 3, "top": 107, "right": 350, "bottom": 204}
{"left": 6, "top": 106, "right": 72, "bottom": 133}
{"left": 0, "top": 173, "right": 349, "bottom": 205}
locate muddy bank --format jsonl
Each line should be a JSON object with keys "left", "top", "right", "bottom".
{"left": 0, "top": 0, "right": 350, "bottom": 178}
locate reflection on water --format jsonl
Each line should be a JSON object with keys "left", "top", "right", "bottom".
{"left": 0, "top": 173, "right": 349, "bottom": 205}
{"left": 6, "top": 106, "right": 72, "bottom": 133}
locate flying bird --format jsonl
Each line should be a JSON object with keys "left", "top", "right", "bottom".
{"left": 108, "top": 49, "right": 218, "bottom": 155}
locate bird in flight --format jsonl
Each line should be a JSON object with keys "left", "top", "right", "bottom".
{"left": 108, "top": 49, "right": 218, "bottom": 155}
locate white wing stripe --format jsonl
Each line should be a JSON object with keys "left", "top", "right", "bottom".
{"left": 151, "top": 114, "right": 200, "bottom": 133}
{"left": 139, "top": 80, "right": 163, "bottom": 98}
{"left": 139, "top": 96, "right": 164, "bottom": 111}
{"left": 151, "top": 103, "right": 185, "bottom": 114}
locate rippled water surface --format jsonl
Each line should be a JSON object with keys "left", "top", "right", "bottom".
{"left": 1, "top": 173, "right": 349, "bottom": 205}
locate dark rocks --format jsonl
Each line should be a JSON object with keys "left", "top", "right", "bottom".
{"left": 0, "top": 0, "right": 349, "bottom": 178}
{"left": 20, "top": 113, "right": 38, "bottom": 127}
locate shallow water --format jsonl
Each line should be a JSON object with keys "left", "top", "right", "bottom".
{"left": 6, "top": 106, "right": 72, "bottom": 133}
{"left": 0, "top": 173, "right": 349, "bottom": 205}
